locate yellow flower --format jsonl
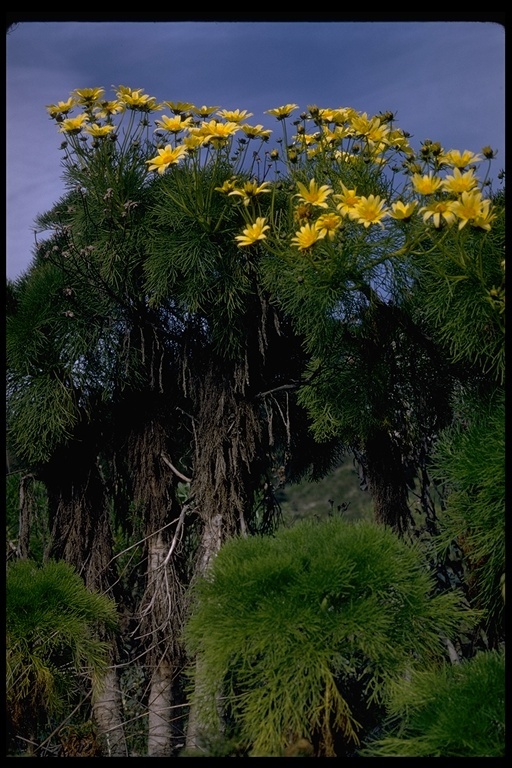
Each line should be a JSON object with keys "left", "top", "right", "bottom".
{"left": 450, "top": 191, "right": 494, "bottom": 230}
{"left": 235, "top": 217, "right": 270, "bottom": 247}
{"left": 420, "top": 201, "right": 457, "bottom": 229}
{"left": 228, "top": 180, "right": 272, "bottom": 206}
{"left": 294, "top": 179, "right": 332, "bottom": 208}
{"left": 389, "top": 200, "right": 418, "bottom": 221}
{"left": 94, "top": 100, "right": 124, "bottom": 119}
{"left": 265, "top": 104, "right": 299, "bottom": 120}
{"left": 216, "top": 109, "right": 254, "bottom": 123}
{"left": 58, "top": 114, "right": 89, "bottom": 134}
{"left": 146, "top": 144, "right": 187, "bottom": 174}
{"left": 239, "top": 124, "right": 272, "bottom": 140}
{"left": 117, "top": 87, "right": 160, "bottom": 112}
{"left": 441, "top": 168, "right": 478, "bottom": 194}
{"left": 154, "top": 114, "right": 193, "bottom": 133}
{"left": 350, "top": 195, "right": 389, "bottom": 228}
{"left": 215, "top": 178, "right": 239, "bottom": 194}
{"left": 291, "top": 223, "right": 326, "bottom": 251}
{"left": 46, "top": 98, "right": 76, "bottom": 117}
{"left": 314, "top": 213, "right": 342, "bottom": 240}
{"left": 73, "top": 87, "right": 105, "bottom": 106}
{"left": 192, "top": 105, "right": 220, "bottom": 118}
{"left": 411, "top": 172, "right": 443, "bottom": 195}
{"left": 163, "top": 101, "right": 195, "bottom": 114}
{"left": 84, "top": 123, "right": 116, "bottom": 138}
{"left": 439, "top": 149, "right": 483, "bottom": 168}
{"left": 182, "top": 134, "right": 205, "bottom": 152}
{"left": 333, "top": 183, "right": 361, "bottom": 216}
{"left": 198, "top": 119, "right": 240, "bottom": 145}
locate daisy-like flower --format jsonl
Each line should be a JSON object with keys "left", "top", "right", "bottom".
{"left": 235, "top": 217, "right": 270, "bottom": 247}
{"left": 217, "top": 109, "right": 253, "bottom": 123}
{"left": 239, "top": 124, "right": 272, "bottom": 140}
{"left": 420, "top": 200, "right": 457, "bottom": 229}
{"left": 182, "top": 134, "right": 205, "bottom": 152}
{"left": 117, "top": 87, "right": 160, "bottom": 112}
{"left": 228, "top": 180, "right": 272, "bottom": 206}
{"left": 350, "top": 195, "right": 389, "bottom": 228}
{"left": 154, "top": 114, "right": 193, "bottom": 133}
{"left": 314, "top": 213, "right": 343, "bottom": 240}
{"left": 192, "top": 105, "right": 220, "bottom": 118}
{"left": 450, "top": 191, "right": 494, "bottom": 230}
{"left": 411, "top": 172, "right": 443, "bottom": 195}
{"left": 294, "top": 179, "right": 332, "bottom": 208}
{"left": 291, "top": 223, "right": 326, "bottom": 251}
{"left": 163, "top": 101, "right": 195, "bottom": 114}
{"left": 198, "top": 119, "right": 240, "bottom": 145}
{"left": 333, "top": 183, "right": 361, "bottom": 217}
{"left": 215, "top": 178, "right": 239, "bottom": 195}
{"left": 94, "top": 100, "right": 124, "bottom": 119}
{"left": 389, "top": 200, "right": 418, "bottom": 221}
{"left": 146, "top": 144, "right": 187, "bottom": 174}
{"left": 439, "top": 149, "right": 483, "bottom": 168}
{"left": 84, "top": 123, "right": 116, "bottom": 138}
{"left": 58, "top": 114, "right": 89, "bottom": 134}
{"left": 441, "top": 168, "right": 478, "bottom": 194}
{"left": 265, "top": 104, "right": 299, "bottom": 120}
{"left": 46, "top": 98, "right": 76, "bottom": 118}
{"left": 73, "top": 87, "right": 105, "bottom": 106}
{"left": 385, "top": 128, "right": 412, "bottom": 152}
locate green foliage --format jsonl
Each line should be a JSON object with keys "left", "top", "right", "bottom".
{"left": 431, "top": 390, "right": 505, "bottom": 630}
{"left": 410, "top": 199, "right": 505, "bottom": 384}
{"left": 361, "top": 648, "right": 505, "bottom": 757}
{"left": 184, "top": 518, "right": 476, "bottom": 756}
{"left": 6, "top": 559, "right": 118, "bottom": 744}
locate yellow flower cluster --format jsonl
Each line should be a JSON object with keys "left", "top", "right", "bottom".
{"left": 46, "top": 88, "right": 498, "bottom": 251}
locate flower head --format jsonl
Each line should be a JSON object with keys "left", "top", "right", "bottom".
{"left": 84, "top": 123, "right": 116, "bottom": 138}
{"left": 314, "top": 213, "right": 343, "bottom": 240}
{"left": 94, "top": 100, "right": 124, "bottom": 119}
{"left": 217, "top": 109, "right": 254, "bottom": 123}
{"left": 239, "top": 124, "right": 272, "bottom": 140}
{"left": 350, "top": 195, "right": 389, "bottom": 228}
{"left": 146, "top": 144, "right": 187, "bottom": 174}
{"left": 58, "top": 114, "right": 89, "bottom": 134}
{"left": 420, "top": 200, "right": 457, "bottom": 229}
{"left": 73, "top": 87, "right": 105, "bottom": 107}
{"left": 195, "top": 119, "right": 239, "bottom": 146}
{"left": 333, "top": 183, "right": 361, "bottom": 217}
{"left": 294, "top": 179, "right": 332, "bottom": 208}
{"left": 46, "top": 98, "right": 76, "bottom": 118}
{"left": 235, "top": 217, "right": 270, "bottom": 247}
{"left": 192, "top": 105, "right": 220, "bottom": 118}
{"left": 439, "top": 149, "right": 483, "bottom": 168}
{"left": 450, "top": 190, "right": 495, "bottom": 230}
{"left": 389, "top": 200, "right": 418, "bottom": 221}
{"left": 411, "top": 172, "right": 443, "bottom": 195}
{"left": 291, "top": 223, "right": 326, "bottom": 251}
{"left": 228, "top": 180, "right": 272, "bottom": 206}
{"left": 116, "top": 87, "right": 160, "bottom": 112}
{"left": 441, "top": 168, "right": 478, "bottom": 194}
{"left": 163, "top": 101, "right": 195, "bottom": 114}
{"left": 265, "top": 104, "right": 299, "bottom": 120}
{"left": 154, "top": 114, "right": 193, "bottom": 133}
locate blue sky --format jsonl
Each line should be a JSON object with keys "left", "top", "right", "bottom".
{"left": 6, "top": 18, "right": 505, "bottom": 281}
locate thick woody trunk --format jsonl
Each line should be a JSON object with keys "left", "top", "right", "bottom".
{"left": 148, "top": 659, "right": 174, "bottom": 757}
{"left": 92, "top": 666, "right": 129, "bottom": 757}
{"left": 126, "top": 414, "right": 187, "bottom": 757}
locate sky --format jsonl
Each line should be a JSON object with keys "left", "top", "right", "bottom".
{"left": 6, "top": 17, "right": 506, "bottom": 282}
